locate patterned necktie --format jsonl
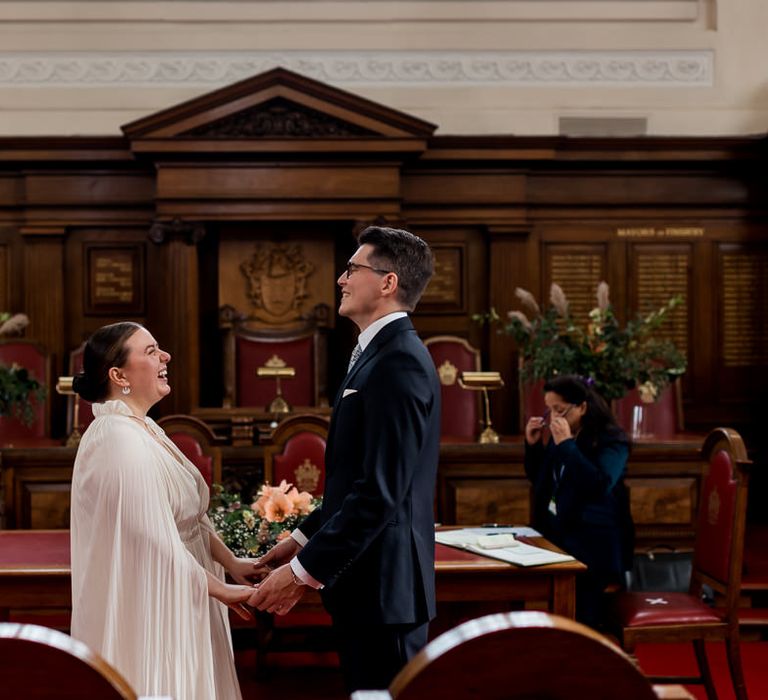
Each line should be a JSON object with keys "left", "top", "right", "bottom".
{"left": 347, "top": 344, "right": 362, "bottom": 374}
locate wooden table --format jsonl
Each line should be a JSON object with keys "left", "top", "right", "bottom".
{"left": 0, "top": 529, "right": 584, "bottom": 624}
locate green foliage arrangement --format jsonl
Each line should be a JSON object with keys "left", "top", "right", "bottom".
{"left": 0, "top": 313, "right": 46, "bottom": 425}
{"left": 478, "top": 282, "right": 686, "bottom": 402}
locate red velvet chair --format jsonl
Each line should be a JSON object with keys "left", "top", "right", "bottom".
{"left": 0, "top": 623, "right": 137, "bottom": 699}
{"left": 0, "top": 339, "right": 51, "bottom": 446}
{"left": 424, "top": 335, "right": 481, "bottom": 442}
{"left": 157, "top": 414, "right": 222, "bottom": 489}
{"left": 259, "top": 413, "right": 333, "bottom": 667}
{"left": 613, "top": 379, "right": 684, "bottom": 440}
{"left": 220, "top": 306, "right": 327, "bottom": 411}
{"left": 366, "top": 611, "right": 691, "bottom": 700}
{"left": 263, "top": 413, "right": 329, "bottom": 496}
{"left": 607, "top": 427, "right": 751, "bottom": 700}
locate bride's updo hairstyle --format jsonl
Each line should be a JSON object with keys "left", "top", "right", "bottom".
{"left": 72, "top": 322, "right": 143, "bottom": 403}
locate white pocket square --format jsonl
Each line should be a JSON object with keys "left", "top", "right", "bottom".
{"left": 342, "top": 388, "right": 358, "bottom": 398}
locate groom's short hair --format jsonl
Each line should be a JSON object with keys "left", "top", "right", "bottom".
{"left": 358, "top": 226, "right": 434, "bottom": 311}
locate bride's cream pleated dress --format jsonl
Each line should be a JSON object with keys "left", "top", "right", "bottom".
{"left": 70, "top": 400, "right": 242, "bottom": 700}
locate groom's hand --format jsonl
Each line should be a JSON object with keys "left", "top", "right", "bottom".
{"left": 253, "top": 537, "right": 301, "bottom": 580}
{"left": 248, "top": 563, "right": 305, "bottom": 615}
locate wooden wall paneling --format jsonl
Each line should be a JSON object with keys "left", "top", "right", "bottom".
{"left": 543, "top": 242, "right": 607, "bottom": 323}
{"left": 146, "top": 223, "right": 201, "bottom": 416}
{"left": 715, "top": 242, "right": 768, "bottom": 403}
{"left": 487, "top": 229, "right": 534, "bottom": 435}
{"left": 20, "top": 227, "right": 66, "bottom": 437}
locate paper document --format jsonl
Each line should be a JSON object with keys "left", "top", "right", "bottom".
{"left": 436, "top": 528, "right": 575, "bottom": 567}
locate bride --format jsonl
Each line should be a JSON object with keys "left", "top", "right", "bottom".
{"left": 70, "top": 321, "right": 256, "bottom": 699}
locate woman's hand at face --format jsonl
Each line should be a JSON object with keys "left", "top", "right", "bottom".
{"left": 525, "top": 417, "right": 546, "bottom": 445}
{"left": 549, "top": 416, "right": 573, "bottom": 445}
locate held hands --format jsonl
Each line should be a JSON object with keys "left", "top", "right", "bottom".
{"left": 228, "top": 557, "right": 263, "bottom": 586}
{"left": 252, "top": 536, "right": 302, "bottom": 581}
{"left": 212, "top": 581, "right": 255, "bottom": 621}
{"left": 248, "top": 563, "right": 306, "bottom": 615}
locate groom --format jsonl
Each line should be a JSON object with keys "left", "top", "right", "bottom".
{"left": 250, "top": 226, "right": 441, "bottom": 692}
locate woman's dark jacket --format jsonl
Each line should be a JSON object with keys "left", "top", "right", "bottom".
{"left": 524, "top": 429, "right": 634, "bottom": 581}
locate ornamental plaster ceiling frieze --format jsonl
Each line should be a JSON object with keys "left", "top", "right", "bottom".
{"left": 0, "top": 51, "right": 713, "bottom": 87}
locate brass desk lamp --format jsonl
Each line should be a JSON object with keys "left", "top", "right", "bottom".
{"left": 458, "top": 371, "right": 505, "bottom": 444}
{"left": 256, "top": 356, "right": 296, "bottom": 415}
{"left": 56, "top": 375, "right": 81, "bottom": 448}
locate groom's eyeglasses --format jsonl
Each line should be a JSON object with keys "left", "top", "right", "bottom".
{"left": 344, "top": 262, "right": 393, "bottom": 278}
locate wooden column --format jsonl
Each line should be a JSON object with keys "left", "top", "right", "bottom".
{"left": 146, "top": 219, "right": 204, "bottom": 416}
{"left": 487, "top": 226, "right": 535, "bottom": 435}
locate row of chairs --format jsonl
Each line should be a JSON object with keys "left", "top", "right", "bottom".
{"left": 0, "top": 333, "right": 684, "bottom": 447}
{"left": 0, "top": 612, "right": 695, "bottom": 700}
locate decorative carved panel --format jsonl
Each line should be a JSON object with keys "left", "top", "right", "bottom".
{"left": 184, "top": 97, "right": 376, "bottom": 138}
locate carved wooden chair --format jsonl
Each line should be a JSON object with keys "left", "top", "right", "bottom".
{"left": 68, "top": 341, "right": 95, "bottom": 436}
{"left": 262, "top": 413, "right": 330, "bottom": 496}
{"left": 257, "top": 413, "right": 332, "bottom": 667}
{"left": 0, "top": 339, "right": 51, "bottom": 445}
{"left": 0, "top": 623, "right": 138, "bottom": 699}
{"left": 424, "top": 335, "right": 481, "bottom": 441}
{"left": 606, "top": 427, "right": 751, "bottom": 700}
{"left": 352, "top": 611, "right": 693, "bottom": 700}
{"left": 220, "top": 305, "right": 328, "bottom": 411}
{"left": 157, "top": 414, "right": 223, "bottom": 488}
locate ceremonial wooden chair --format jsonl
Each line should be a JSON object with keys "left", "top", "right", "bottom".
{"left": 0, "top": 623, "right": 139, "bottom": 699}
{"left": 351, "top": 611, "right": 693, "bottom": 700}
{"left": 220, "top": 305, "right": 328, "bottom": 411}
{"left": 0, "top": 339, "right": 51, "bottom": 445}
{"left": 157, "top": 414, "right": 223, "bottom": 488}
{"left": 68, "top": 341, "right": 95, "bottom": 435}
{"left": 424, "top": 335, "right": 481, "bottom": 441}
{"left": 607, "top": 427, "right": 751, "bottom": 700}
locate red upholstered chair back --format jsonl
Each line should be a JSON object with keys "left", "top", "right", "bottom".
{"left": 613, "top": 380, "right": 684, "bottom": 440}
{"left": 157, "top": 415, "right": 222, "bottom": 489}
{"left": 264, "top": 414, "right": 330, "bottom": 496}
{"left": 691, "top": 429, "right": 750, "bottom": 602}
{"left": 389, "top": 611, "right": 659, "bottom": 700}
{"left": 69, "top": 342, "right": 95, "bottom": 434}
{"left": 0, "top": 340, "right": 50, "bottom": 442}
{"left": 235, "top": 332, "right": 316, "bottom": 408}
{"left": 0, "top": 623, "right": 137, "bottom": 699}
{"left": 424, "top": 336, "right": 481, "bottom": 441}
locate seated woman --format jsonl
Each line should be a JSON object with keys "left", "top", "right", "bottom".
{"left": 524, "top": 375, "right": 634, "bottom": 628}
{"left": 70, "top": 322, "right": 257, "bottom": 700}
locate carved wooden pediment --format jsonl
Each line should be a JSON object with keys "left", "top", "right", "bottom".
{"left": 183, "top": 97, "right": 377, "bottom": 138}
{"left": 122, "top": 67, "right": 436, "bottom": 154}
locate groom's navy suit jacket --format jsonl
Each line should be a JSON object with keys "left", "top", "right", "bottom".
{"left": 297, "top": 316, "right": 441, "bottom": 625}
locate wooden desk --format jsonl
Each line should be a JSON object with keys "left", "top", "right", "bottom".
{"left": 0, "top": 530, "right": 71, "bottom": 618}
{"left": 0, "top": 530, "right": 584, "bottom": 623}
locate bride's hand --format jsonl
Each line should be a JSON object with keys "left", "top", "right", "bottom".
{"left": 228, "top": 557, "right": 261, "bottom": 586}
{"left": 212, "top": 581, "right": 254, "bottom": 621}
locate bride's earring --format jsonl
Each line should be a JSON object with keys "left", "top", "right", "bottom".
{"left": 122, "top": 385, "right": 131, "bottom": 395}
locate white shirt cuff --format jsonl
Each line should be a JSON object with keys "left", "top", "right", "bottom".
{"left": 291, "top": 529, "right": 309, "bottom": 547}
{"left": 290, "top": 557, "right": 324, "bottom": 589}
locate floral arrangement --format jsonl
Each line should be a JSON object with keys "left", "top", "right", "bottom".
{"left": 208, "top": 480, "right": 321, "bottom": 558}
{"left": 0, "top": 313, "right": 46, "bottom": 425}
{"left": 479, "top": 282, "right": 686, "bottom": 402}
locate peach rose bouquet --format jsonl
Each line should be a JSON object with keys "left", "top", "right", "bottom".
{"left": 208, "top": 480, "right": 320, "bottom": 557}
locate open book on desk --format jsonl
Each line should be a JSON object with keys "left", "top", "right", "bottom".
{"left": 435, "top": 527, "right": 576, "bottom": 567}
